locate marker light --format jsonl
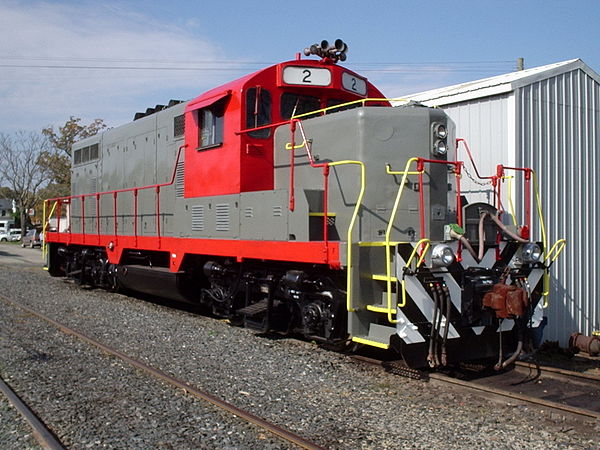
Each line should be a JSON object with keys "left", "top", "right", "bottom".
{"left": 433, "top": 139, "right": 448, "bottom": 155}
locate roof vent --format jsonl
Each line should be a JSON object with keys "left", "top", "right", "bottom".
{"left": 133, "top": 99, "right": 184, "bottom": 121}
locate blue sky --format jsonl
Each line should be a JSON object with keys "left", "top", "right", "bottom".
{"left": 1, "top": 0, "right": 599, "bottom": 132}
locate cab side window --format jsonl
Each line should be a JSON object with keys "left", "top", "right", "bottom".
{"left": 198, "top": 100, "right": 225, "bottom": 149}
{"left": 246, "top": 87, "right": 272, "bottom": 138}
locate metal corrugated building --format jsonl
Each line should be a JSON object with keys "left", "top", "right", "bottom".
{"left": 401, "top": 59, "right": 600, "bottom": 345}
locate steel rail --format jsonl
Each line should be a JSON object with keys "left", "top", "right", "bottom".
{"left": 514, "top": 360, "right": 600, "bottom": 382}
{"left": 0, "top": 294, "right": 325, "bottom": 450}
{"left": 428, "top": 372, "right": 600, "bottom": 419}
{"left": 0, "top": 376, "right": 65, "bottom": 450}
{"left": 350, "top": 355, "right": 600, "bottom": 420}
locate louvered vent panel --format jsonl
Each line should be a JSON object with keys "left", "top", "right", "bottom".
{"left": 175, "top": 161, "right": 185, "bottom": 198}
{"left": 244, "top": 207, "right": 253, "bottom": 218}
{"left": 89, "top": 177, "right": 98, "bottom": 194}
{"left": 191, "top": 205, "right": 204, "bottom": 231}
{"left": 215, "top": 203, "right": 230, "bottom": 232}
{"left": 272, "top": 206, "right": 283, "bottom": 217}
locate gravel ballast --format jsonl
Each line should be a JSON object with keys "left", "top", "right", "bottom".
{"left": 0, "top": 249, "right": 598, "bottom": 448}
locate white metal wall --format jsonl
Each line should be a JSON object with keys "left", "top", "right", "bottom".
{"left": 517, "top": 68, "right": 600, "bottom": 343}
{"left": 438, "top": 69, "right": 600, "bottom": 344}
{"left": 442, "top": 94, "right": 513, "bottom": 205}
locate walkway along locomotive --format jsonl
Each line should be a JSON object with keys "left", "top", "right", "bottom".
{"left": 44, "top": 41, "right": 565, "bottom": 369}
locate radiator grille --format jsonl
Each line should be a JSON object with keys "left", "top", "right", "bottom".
{"left": 173, "top": 114, "right": 185, "bottom": 138}
{"left": 89, "top": 177, "right": 98, "bottom": 194}
{"left": 191, "top": 205, "right": 204, "bottom": 231}
{"left": 215, "top": 203, "right": 230, "bottom": 232}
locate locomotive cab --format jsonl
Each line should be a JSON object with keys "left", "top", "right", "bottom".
{"left": 182, "top": 57, "right": 387, "bottom": 198}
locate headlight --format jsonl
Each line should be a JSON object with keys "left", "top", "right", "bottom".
{"left": 434, "top": 123, "right": 447, "bottom": 139}
{"left": 522, "top": 242, "right": 542, "bottom": 263}
{"left": 433, "top": 139, "right": 447, "bottom": 155}
{"left": 431, "top": 244, "right": 455, "bottom": 268}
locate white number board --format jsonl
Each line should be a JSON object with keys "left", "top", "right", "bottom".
{"left": 282, "top": 66, "right": 331, "bottom": 86}
{"left": 342, "top": 72, "right": 367, "bottom": 96}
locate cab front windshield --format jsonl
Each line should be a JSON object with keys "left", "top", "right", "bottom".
{"left": 280, "top": 93, "right": 320, "bottom": 119}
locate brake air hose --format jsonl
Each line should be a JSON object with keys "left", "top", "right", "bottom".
{"left": 478, "top": 211, "right": 529, "bottom": 261}
{"left": 428, "top": 284, "right": 440, "bottom": 368}
{"left": 496, "top": 324, "right": 524, "bottom": 370}
{"left": 441, "top": 283, "right": 452, "bottom": 366}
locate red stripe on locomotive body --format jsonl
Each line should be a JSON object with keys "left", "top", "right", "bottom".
{"left": 45, "top": 232, "right": 341, "bottom": 271}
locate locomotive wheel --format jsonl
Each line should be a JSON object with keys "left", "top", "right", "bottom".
{"left": 106, "top": 264, "right": 121, "bottom": 293}
{"left": 228, "top": 313, "right": 244, "bottom": 327}
{"left": 320, "top": 338, "right": 353, "bottom": 352}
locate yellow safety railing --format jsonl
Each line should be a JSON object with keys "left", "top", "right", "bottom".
{"left": 382, "top": 158, "right": 422, "bottom": 320}
{"left": 367, "top": 238, "right": 431, "bottom": 324}
{"left": 292, "top": 97, "right": 409, "bottom": 120}
{"left": 42, "top": 200, "right": 58, "bottom": 265}
{"left": 505, "top": 176, "right": 518, "bottom": 226}
{"left": 531, "top": 170, "right": 567, "bottom": 307}
{"left": 531, "top": 170, "right": 548, "bottom": 253}
{"left": 285, "top": 141, "right": 307, "bottom": 150}
{"left": 540, "top": 238, "right": 567, "bottom": 307}
{"left": 545, "top": 238, "right": 567, "bottom": 264}
{"left": 288, "top": 120, "right": 366, "bottom": 314}
{"left": 328, "top": 160, "right": 366, "bottom": 314}
{"left": 399, "top": 239, "right": 431, "bottom": 314}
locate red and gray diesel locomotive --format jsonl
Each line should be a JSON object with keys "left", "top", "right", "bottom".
{"left": 44, "top": 41, "right": 564, "bottom": 369}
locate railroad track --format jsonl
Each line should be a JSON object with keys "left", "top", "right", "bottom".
{"left": 352, "top": 355, "right": 600, "bottom": 421}
{"left": 0, "top": 375, "right": 64, "bottom": 450}
{"left": 0, "top": 294, "right": 324, "bottom": 450}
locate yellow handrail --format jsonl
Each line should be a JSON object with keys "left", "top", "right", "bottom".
{"left": 397, "top": 239, "right": 431, "bottom": 320}
{"left": 531, "top": 170, "right": 566, "bottom": 307}
{"left": 505, "top": 176, "right": 518, "bottom": 226}
{"left": 545, "top": 238, "right": 567, "bottom": 264}
{"left": 407, "top": 239, "right": 431, "bottom": 270}
{"left": 328, "top": 160, "right": 366, "bottom": 314}
{"left": 384, "top": 158, "right": 422, "bottom": 321}
{"left": 291, "top": 120, "right": 367, "bottom": 314}
{"left": 531, "top": 170, "right": 548, "bottom": 255}
{"left": 292, "top": 97, "right": 409, "bottom": 120}
{"left": 386, "top": 163, "right": 421, "bottom": 176}
{"left": 285, "top": 141, "right": 307, "bottom": 150}
{"left": 540, "top": 238, "right": 567, "bottom": 308}
{"left": 42, "top": 200, "right": 58, "bottom": 264}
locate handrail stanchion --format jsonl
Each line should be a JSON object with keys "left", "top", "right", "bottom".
{"left": 322, "top": 166, "right": 330, "bottom": 243}
{"left": 96, "top": 193, "right": 101, "bottom": 244}
{"left": 134, "top": 189, "right": 138, "bottom": 246}
{"left": 67, "top": 199, "right": 72, "bottom": 244}
{"left": 113, "top": 192, "right": 118, "bottom": 240}
{"left": 81, "top": 196, "right": 86, "bottom": 244}
{"left": 289, "top": 121, "right": 296, "bottom": 211}
{"left": 156, "top": 186, "right": 161, "bottom": 249}
{"left": 57, "top": 200, "right": 62, "bottom": 234}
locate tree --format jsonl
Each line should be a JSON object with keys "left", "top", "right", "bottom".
{"left": 42, "top": 116, "right": 106, "bottom": 157}
{"left": 0, "top": 131, "right": 52, "bottom": 231}
{"left": 39, "top": 117, "right": 107, "bottom": 198}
